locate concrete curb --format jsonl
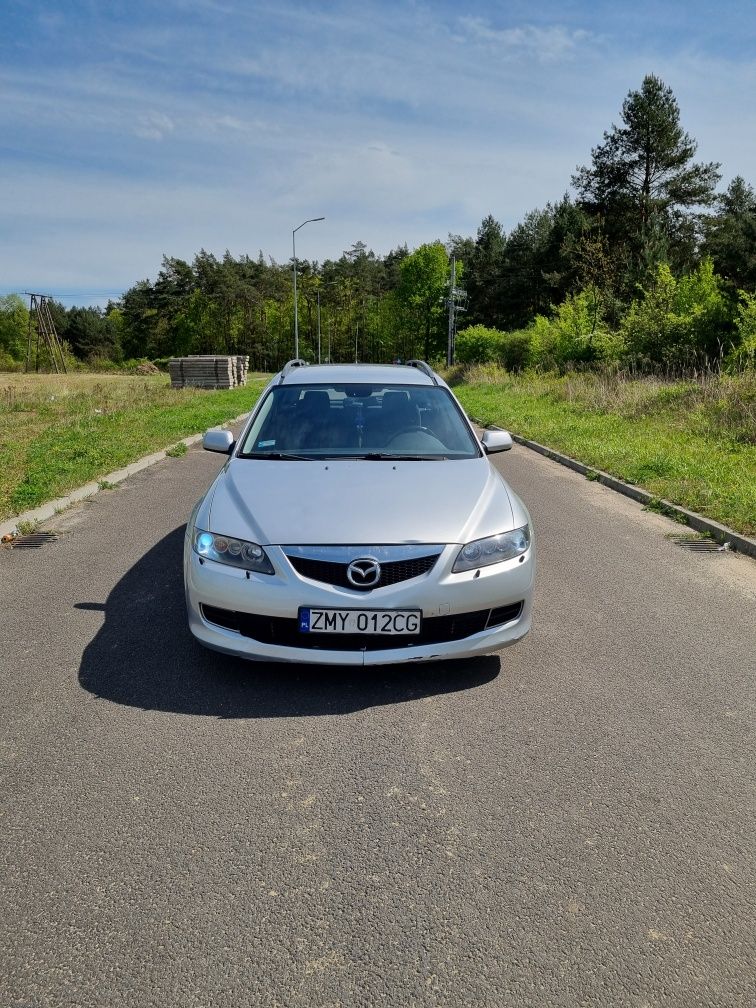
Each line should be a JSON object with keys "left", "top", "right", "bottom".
{"left": 0, "top": 412, "right": 251, "bottom": 540}
{"left": 489, "top": 427, "right": 756, "bottom": 561}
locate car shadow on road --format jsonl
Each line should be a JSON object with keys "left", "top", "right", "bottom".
{"left": 77, "top": 526, "right": 500, "bottom": 718}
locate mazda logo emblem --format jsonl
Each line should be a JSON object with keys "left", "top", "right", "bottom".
{"left": 347, "top": 558, "right": 381, "bottom": 588}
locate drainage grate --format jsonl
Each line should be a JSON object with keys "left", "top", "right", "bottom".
{"left": 670, "top": 534, "right": 728, "bottom": 553}
{"left": 11, "top": 532, "right": 59, "bottom": 548}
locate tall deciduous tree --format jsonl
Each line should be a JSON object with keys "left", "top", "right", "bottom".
{"left": 0, "top": 293, "right": 28, "bottom": 365}
{"left": 573, "top": 74, "right": 721, "bottom": 283}
{"left": 396, "top": 242, "right": 450, "bottom": 360}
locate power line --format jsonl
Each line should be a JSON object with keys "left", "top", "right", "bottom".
{"left": 1, "top": 290, "right": 126, "bottom": 301}
{"left": 46, "top": 292, "right": 125, "bottom": 299}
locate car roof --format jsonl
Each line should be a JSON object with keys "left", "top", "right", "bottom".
{"left": 277, "top": 363, "right": 438, "bottom": 387}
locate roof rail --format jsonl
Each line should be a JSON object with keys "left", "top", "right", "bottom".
{"left": 278, "top": 358, "right": 308, "bottom": 383}
{"left": 405, "top": 359, "right": 439, "bottom": 385}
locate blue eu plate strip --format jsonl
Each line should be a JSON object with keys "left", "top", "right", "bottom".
{"left": 299, "top": 608, "right": 311, "bottom": 632}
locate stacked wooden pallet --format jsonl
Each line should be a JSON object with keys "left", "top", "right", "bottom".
{"left": 169, "top": 356, "right": 250, "bottom": 389}
{"left": 236, "top": 355, "right": 250, "bottom": 385}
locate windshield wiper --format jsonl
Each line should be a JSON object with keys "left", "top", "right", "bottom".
{"left": 361, "top": 452, "right": 447, "bottom": 461}
{"left": 244, "top": 451, "right": 448, "bottom": 461}
{"left": 243, "top": 451, "right": 315, "bottom": 461}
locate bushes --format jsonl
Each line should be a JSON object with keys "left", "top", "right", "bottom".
{"left": 0, "top": 350, "right": 23, "bottom": 372}
{"left": 620, "top": 259, "right": 731, "bottom": 366}
{"left": 527, "top": 291, "right": 623, "bottom": 369}
{"left": 727, "top": 291, "right": 756, "bottom": 369}
{"left": 499, "top": 330, "right": 532, "bottom": 370}
{"left": 455, "top": 325, "right": 501, "bottom": 365}
{"left": 455, "top": 325, "right": 531, "bottom": 370}
{"left": 457, "top": 290, "right": 621, "bottom": 371}
{"left": 455, "top": 260, "right": 753, "bottom": 375}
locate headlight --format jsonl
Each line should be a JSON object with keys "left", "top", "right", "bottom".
{"left": 452, "top": 525, "right": 530, "bottom": 572}
{"left": 192, "top": 528, "right": 275, "bottom": 575}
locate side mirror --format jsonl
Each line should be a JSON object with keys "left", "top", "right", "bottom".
{"left": 203, "top": 429, "right": 235, "bottom": 454}
{"left": 480, "top": 429, "right": 513, "bottom": 453}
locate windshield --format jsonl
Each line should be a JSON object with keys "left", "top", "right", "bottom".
{"left": 239, "top": 383, "right": 481, "bottom": 460}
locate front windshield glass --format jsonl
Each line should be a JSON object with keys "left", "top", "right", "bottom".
{"left": 239, "top": 383, "right": 481, "bottom": 459}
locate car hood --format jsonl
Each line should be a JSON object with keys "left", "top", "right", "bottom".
{"left": 206, "top": 458, "right": 515, "bottom": 545}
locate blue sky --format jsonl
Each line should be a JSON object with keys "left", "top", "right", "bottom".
{"left": 1, "top": 0, "right": 755, "bottom": 306}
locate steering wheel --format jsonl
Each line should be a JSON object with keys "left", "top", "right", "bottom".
{"left": 385, "top": 427, "right": 445, "bottom": 450}
{"left": 385, "top": 425, "right": 431, "bottom": 442}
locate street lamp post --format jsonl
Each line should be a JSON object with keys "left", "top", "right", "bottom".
{"left": 292, "top": 217, "right": 325, "bottom": 359}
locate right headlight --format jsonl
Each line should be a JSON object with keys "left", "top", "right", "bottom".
{"left": 452, "top": 525, "right": 530, "bottom": 572}
{"left": 192, "top": 528, "right": 275, "bottom": 575}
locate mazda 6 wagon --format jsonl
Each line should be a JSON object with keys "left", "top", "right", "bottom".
{"left": 184, "top": 359, "right": 534, "bottom": 665}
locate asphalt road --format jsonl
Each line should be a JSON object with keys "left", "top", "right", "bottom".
{"left": 1, "top": 435, "right": 754, "bottom": 1008}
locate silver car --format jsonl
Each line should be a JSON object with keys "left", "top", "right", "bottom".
{"left": 184, "top": 360, "right": 534, "bottom": 665}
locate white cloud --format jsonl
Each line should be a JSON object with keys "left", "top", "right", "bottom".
{"left": 203, "top": 113, "right": 281, "bottom": 135}
{"left": 458, "top": 17, "right": 594, "bottom": 61}
{"left": 133, "top": 111, "right": 175, "bottom": 142}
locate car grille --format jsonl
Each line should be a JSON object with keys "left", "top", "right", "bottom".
{"left": 201, "top": 602, "right": 523, "bottom": 652}
{"left": 286, "top": 553, "right": 439, "bottom": 590}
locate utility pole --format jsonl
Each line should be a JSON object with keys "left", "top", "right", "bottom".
{"left": 25, "top": 294, "right": 66, "bottom": 373}
{"left": 446, "top": 256, "right": 466, "bottom": 366}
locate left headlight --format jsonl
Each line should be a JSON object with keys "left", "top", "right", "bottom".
{"left": 192, "top": 528, "right": 275, "bottom": 575}
{"left": 453, "top": 525, "right": 530, "bottom": 572}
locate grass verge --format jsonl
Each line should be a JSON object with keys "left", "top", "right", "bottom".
{"left": 0, "top": 372, "right": 268, "bottom": 520}
{"left": 450, "top": 368, "right": 756, "bottom": 537}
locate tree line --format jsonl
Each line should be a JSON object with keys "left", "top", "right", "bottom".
{"left": 2, "top": 75, "right": 755, "bottom": 375}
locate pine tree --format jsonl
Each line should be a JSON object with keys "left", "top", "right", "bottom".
{"left": 702, "top": 176, "right": 756, "bottom": 293}
{"left": 465, "top": 215, "right": 506, "bottom": 329}
{"left": 573, "top": 74, "right": 720, "bottom": 285}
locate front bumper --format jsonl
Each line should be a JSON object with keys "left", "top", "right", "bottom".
{"left": 184, "top": 541, "right": 534, "bottom": 666}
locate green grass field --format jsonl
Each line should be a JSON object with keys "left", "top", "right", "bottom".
{"left": 451, "top": 367, "right": 756, "bottom": 537}
{"left": 0, "top": 373, "right": 268, "bottom": 521}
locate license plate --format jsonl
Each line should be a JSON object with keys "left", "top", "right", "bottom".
{"left": 299, "top": 607, "right": 421, "bottom": 635}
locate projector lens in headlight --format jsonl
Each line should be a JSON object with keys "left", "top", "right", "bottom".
{"left": 453, "top": 526, "right": 530, "bottom": 572}
{"left": 193, "top": 528, "right": 274, "bottom": 574}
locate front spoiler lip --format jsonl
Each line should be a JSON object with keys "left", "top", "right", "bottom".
{"left": 187, "top": 605, "right": 532, "bottom": 667}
